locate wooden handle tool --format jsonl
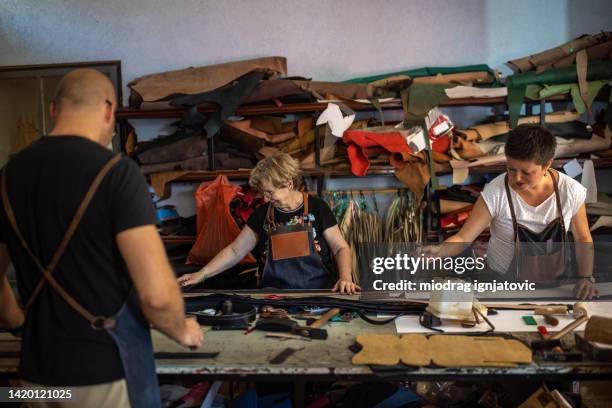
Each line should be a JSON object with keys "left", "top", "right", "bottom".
{"left": 309, "top": 308, "right": 341, "bottom": 329}
{"left": 534, "top": 306, "right": 568, "bottom": 315}
{"left": 549, "top": 315, "right": 589, "bottom": 340}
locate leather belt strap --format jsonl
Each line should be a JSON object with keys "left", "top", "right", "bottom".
{"left": 1, "top": 154, "right": 121, "bottom": 330}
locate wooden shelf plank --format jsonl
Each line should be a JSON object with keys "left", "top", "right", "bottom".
{"left": 163, "top": 157, "right": 612, "bottom": 183}
{"left": 115, "top": 89, "right": 612, "bottom": 120}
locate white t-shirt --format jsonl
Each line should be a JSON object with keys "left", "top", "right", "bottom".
{"left": 481, "top": 172, "right": 586, "bottom": 274}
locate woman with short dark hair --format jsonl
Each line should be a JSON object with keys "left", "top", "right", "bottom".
{"left": 429, "top": 124, "right": 597, "bottom": 299}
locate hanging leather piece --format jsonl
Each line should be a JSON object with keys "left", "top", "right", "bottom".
{"left": 170, "top": 70, "right": 267, "bottom": 139}
{"left": 576, "top": 49, "right": 590, "bottom": 114}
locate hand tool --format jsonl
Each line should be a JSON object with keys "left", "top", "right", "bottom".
{"left": 265, "top": 333, "right": 312, "bottom": 342}
{"left": 549, "top": 303, "right": 590, "bottom": 341}
{"left": 256, "top": 318, "right": 328, "bottom": 340}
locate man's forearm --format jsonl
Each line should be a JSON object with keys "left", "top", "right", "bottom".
{"left": 140, "top": 283, "right": 186, "bottom": 341}
{"left": 0, "top": 275, "right": 24, "bottom": 329}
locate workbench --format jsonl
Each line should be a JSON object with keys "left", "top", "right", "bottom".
{"left": 1, "top": 291, "right": 612, "bottom": 407}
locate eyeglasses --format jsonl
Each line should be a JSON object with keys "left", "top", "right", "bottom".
{"left": 261, "top": 183, "right": 291, "bottom": 198}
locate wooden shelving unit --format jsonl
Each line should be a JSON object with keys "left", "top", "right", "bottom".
{"left": 115, "top": 93, "right": 598, "bottom": 120}
{"left": 117, "top": 91, "right": 611, "bottom": 243}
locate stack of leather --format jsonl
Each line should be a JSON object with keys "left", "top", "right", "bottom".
{"left": 506, "top": 32, "right": 612, "bottom": 127}
{"left": 346, "top": 64, "right": 499, "bottom": 86}
{"left": 135, "top": 126, "right": 210, "bottom": 175}
{"left": 451, "top": 111, "right": 591, "bottom": 161}
{"left": 220, "top": 116, "right": 314, "bottom": 162}
{"left": 436, "top": 184, "right": 483, "bottom": 231}
{"left": 341, "top": 125, "right": 451, "bottom": 200}
{"left": 450, "top": 111, "right": 612, "bottom": 183}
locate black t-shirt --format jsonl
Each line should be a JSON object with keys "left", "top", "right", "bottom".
{"left": 246, "top": 195, "right": 338, "bottom": 275}
{"left": 0, "top": 136, "right": 156, "bottom": 386}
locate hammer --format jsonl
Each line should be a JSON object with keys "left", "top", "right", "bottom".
{"left": 292, "top": 308, "right": 342, "bottom": 340}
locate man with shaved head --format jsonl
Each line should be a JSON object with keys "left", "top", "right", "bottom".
{"left": 0, "top": 69, "right": 203, "bottom": 407}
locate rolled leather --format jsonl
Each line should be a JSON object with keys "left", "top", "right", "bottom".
{"left": 508, "top": 32, "right": 612, "bottom": 73}
{"left": 128, "top": 56, "right": 287, "bottom": 104}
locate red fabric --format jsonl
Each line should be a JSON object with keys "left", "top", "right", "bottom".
{"left": 343, "top": 130, "right": 412, "bottom": 176}
{"left": 432, "top": 134, "right": 450, "bottom": 153}
{"left": 343, "top": 129, "right": 449, "bottom": 176}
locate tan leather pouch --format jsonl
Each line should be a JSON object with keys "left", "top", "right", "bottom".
{"left": 353, "top": 334, "right": 532, "bottom": 367}
{"left": 270, "top": 225, "right": 310, "bottom": 261}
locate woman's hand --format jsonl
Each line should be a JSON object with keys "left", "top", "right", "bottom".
{"left": 177, "top": 270, "right": 206, "bottom": 288}
{"left": 332, "top": 279, "right": 361, "bottom": 295}
{"left": 573, "top": 277, "right": 599, "bottom": 300}
{"left": 421, "top": 245, "right": 441, "bottom": 258}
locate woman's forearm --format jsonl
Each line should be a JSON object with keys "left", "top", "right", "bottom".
{"left": 436, "top": 234, "right": 471, "bottom": 257}
{"left": 201, "top": 245, "right": 246, "bottom": 279}
{"left": 334, "top": 246, "right": 353, "bottom": 281}
{"left": 573, "top": 240, "right": 594, "bottom": 278}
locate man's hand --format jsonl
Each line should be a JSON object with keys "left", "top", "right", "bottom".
{"left": 573, "top": 278, "right": 598, "bottom": 300}
{"left": 332, "top": 279, "right": 361, "bottom": 295}
{"left": 177, "top": 270, "right": 206, "bottom": 288}
{"left": 178, "top": 317, "right": 204, "bottom": 349}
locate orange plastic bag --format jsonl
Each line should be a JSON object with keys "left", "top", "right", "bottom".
{"left": 187, "top": 175, "right": 256, "bottom": 265}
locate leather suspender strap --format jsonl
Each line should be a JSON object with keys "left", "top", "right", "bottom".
{"left": 504, "top": 175, "right": 519, "bottom": 242}
{"left": 549, "top": 169, "right": 566, "bottom": 232}
{"left": 505, "top": 170, "right": 565, "bottom": 235}
{"left": 1, "top": 154, "right": 122, "bottom": 330}
{"left": 504, "top": 175, "right": 521, "bottom": 279}
{"left": 302, "top": 192, "right": 311, "bottom": 226}
{"left": 267, "top": 192, "right": 310, "bottom": 228}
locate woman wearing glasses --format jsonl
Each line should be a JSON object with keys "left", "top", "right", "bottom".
{"left": 178, "top": 153, "right": 360, "bottom": 294}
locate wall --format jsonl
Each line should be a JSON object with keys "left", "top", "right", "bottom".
{"left": 1, "top": 0, "right": 611, "bottom": 216}
{"left": 3, "top": 0, "right": 611, "bottom": 95}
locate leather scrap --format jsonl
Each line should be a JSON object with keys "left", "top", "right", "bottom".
{"left": 170, "top": 70, "right": 267, "bottom": 138}
{"left": 508, "top": 32, "right": 612, "bottom": 73}
{"left": 353, "top": 334, "right": 532, "bottom": 367}
{"left": 128, "top": 56, "right": 287, "bottom": 103}
{"left": 150, "top": 171, "right": 189, "bottom": 199}
{"left": 136, "top": 135, "right": 208, "bottom": 165}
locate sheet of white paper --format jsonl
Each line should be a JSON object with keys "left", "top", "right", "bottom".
{"left": 563, "top": 158, "right": 583, "bottom": 178}
{"left": 405, "top": 128, "right": 427, "bottom": 153}
{"left": 315, "top": 103, "right": 355, "bottom": 137}
{"left": 581, "top": 159, "right": 598, "bottom": 204}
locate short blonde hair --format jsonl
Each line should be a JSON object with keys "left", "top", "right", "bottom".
{"left": 249, "top": 153, "right": 303, "bottom": 191}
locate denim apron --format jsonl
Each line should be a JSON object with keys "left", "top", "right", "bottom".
{"left": 259, "top": 193, "right": 332, "bottom": 289}
{"left": 504, "top": 170, "right": 570, "bottom": 284}
{"left": 1, "top": 155, "right": 160, "bottom": 408}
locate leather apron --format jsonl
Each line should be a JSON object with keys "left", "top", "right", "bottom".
{"left": 1, "top": 155, "right": 160, "bottom": 408}
{"left": 259, "top": 193, "right": 332, "bottom": 289}
{"left": 504, "top": 170, "right": 569, "bottom": 284}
